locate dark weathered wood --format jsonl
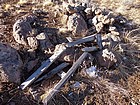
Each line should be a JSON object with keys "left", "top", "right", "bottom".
{"left": 35, "top": 63, "right": 69, "bottom": 83}
{"left": 20, "top": 44, "right": 66, "bottom": 90}
{"left": 96, "top": 34, "right": 103, "bottom": 50}
{"left": 66, "top": 34, "right": 96, "bottom": 47}
{"left": 42, "top": 52, "right": 88, "bottom": 104}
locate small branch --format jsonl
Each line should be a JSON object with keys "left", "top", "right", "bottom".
{"left": 42, "top": 52, "right": 88, "bottom": 104}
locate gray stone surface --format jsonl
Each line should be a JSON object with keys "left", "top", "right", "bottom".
{"left": 13, "top": 15, "right": 38, "bottom": 49}
{"left": 0, "top": 43, "right": 23, "bottom": 84}
{"left": 95, "top": 49, "right": 117, "bottom": 68}
{"left": 67, "top": 13, "right": 88, "bottom": 36}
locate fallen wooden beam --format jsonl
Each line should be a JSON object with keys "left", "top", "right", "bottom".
{"left": 66, "top": 34, "right": 96, "bottom": 47}
{"left": 96, "top": 34, "right": 103, "bottom": 50}
{"left": 42, "top": 52, "right": 88, "bottom": 104}
{"left": 19, "top": 44, "right": 66, "bottom": 90}
{"left": 35, "top": 62, "right": 69, "bottom": 83}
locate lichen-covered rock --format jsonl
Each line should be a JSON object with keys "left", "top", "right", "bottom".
{"left": 0, "top": 43, "right": 22, "bottom": 84}
{"left": 95, "top": 49, "right": 117, "bottom": 68}
{"left": 13, "top": 19, "right": 32, "bottom": 45}
{"left": 67, "top": 13, "right": 88, "bottom": 36}
{"left": 27, "top": 36, "right": 38, "bottom": 49}
{"left": 13, "top": 15, "right": 38, "bottom": 48}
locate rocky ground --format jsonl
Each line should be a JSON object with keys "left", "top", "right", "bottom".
{"left": 0, "top": 0, "right": 140, "bottom": 105}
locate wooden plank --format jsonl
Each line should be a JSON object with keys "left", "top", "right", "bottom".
{"left": 42, "top": 52, "right": 88, "bottom": 104}
{"left": 66, "top": 34, "right": 96, "bottom": 47}
{"left": 35, "top": 63, "right": 69, "bottom": 83}
{"left": 96, "top": 34, "right": 103, "bottom": 50}
{"left": 19, "top": 44, "right": 66, "bottom": 90}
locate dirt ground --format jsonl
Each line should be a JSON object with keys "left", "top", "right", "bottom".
{"left": 0, "top": 0, "right": 140, "bottom": 105}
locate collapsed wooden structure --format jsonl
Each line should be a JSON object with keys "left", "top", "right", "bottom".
{"left": 19, "top": 34, "right": 101, "bottom": 104}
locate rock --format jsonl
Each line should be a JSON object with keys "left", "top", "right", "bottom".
{"left": 94, "top": 8, "right": 102, "bottom": 15}
{"left": 95, "top": 22, "right": 103, "bottom": 33}
{"left": 95, "top": 49, "right": 117, "bottom": 68}
{"left": 92, "top": 16, "right": 98, "bottom": 25}
{"left": 74, "top": 4, "right": 86, "bottom": 12}
{"left": 13, "top": 15, "right": 38, "bottom": 46}
{"left": 67, "top": 13, "right": 88, "bottom": 36}
{"left": 13, "top": 19, "right": 32, "bottom": 45}
{"left": 61, "top": 14, "right": 68, "bottom": 25}
{"left": 0, "top": 43, "right": 22, "bottom": 84}
{"left": 68, "top": 0, "right": 75, "bottom": 4}
{"left": 85, "top": 7, "right": 93, "bottom": 19}
{"left": 66, "top": 5, "right": 77, "bottom": 14}
{"left": 86, "top": 66, "right": 97, "bottom": 78}
{"left": 27, "top": 36, "right": 38, "bottom": 50}
{"left": 96, "top": 14, "right": 104, "bottom": 22}
{"left": 102, "top": 15, "right": 111, "bottom": 24}
{"left": 26, "top": 59, "right": 38, "bottom": 72}
{"left": 58, "top": 47, "right": 82, "bottom": 63}
{"left": 36, "top": 33, "right": 54, "bottom": 51}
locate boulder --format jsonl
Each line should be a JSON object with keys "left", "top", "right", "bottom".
{"left": 95, "top": 49, "right": 117, "bottom": 68}
{"left": 0, "top": 43, "right": 23, "bottom": 84}
{"left": 13, "top": 15, "right": 38, "bottom": 48}
{"left": 67, "top": 13, "right": 88, "bottom": 36}
{"left": 13, "top": 19, "right": 32, "bottom": 45}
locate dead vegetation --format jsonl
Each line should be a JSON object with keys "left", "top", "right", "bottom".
{"left": 0, "top": 0, "right": 140, "bottom": 105}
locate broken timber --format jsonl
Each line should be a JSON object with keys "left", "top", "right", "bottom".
{"left": 42, "top": 52, "right": 88, "bottom": 104}
{"left": 96, "top": 34, "right": 103, "bottom": 50}
{"left": 35, "top": 62, "right": 69, "bottom": 83}
{"left": 20, "top": 44, "right": 66, "bottom": 90}
{"left": 19, "top": 34, "right": 96, "bottom": 90}
{"left": 66, "top": 34, "right": 96, "bottom": 47}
